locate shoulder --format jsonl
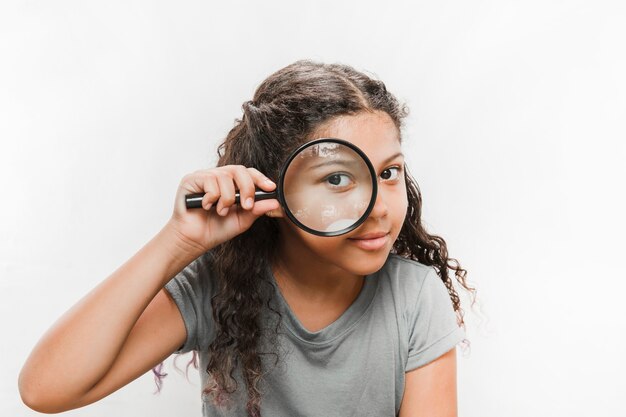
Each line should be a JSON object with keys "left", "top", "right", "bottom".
{"left": 373, "top": 254, "right": 441, "bottom": 319}
{"left": 383, "top": 253, "right": 433, "bottom": 274}
{"left": 378, "top": 254, "right": 438, "bottom": 296}
{"left": 183, "top": 250, "right": 216, "bottom": 277}
{"left": 188, "top": 250, "right": 216, "bottom": 271}
{"left": 162, "top": 250, "right": 218, "bottom": 353}
{"left": 377, "top": 254, "right": 455, "bottom": 324}
{"left": 164, "top": 250, "right": 217, "bottom": 301}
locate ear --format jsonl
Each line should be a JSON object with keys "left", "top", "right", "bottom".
{"left": 264, "top": 206, "right": 286, "bottom": 218}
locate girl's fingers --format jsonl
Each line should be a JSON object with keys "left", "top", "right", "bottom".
{"left": 215, "top": 174, "right": 236, "bottom": 215}
{"left": 201, "top": 175, "right": 220, "bottom": 211}
{"left": 230, "top": 166, "right": 256, "bottom": 210}
{"left": 183, "top": 165, "right": 276, "bottom": 216}
{"left": 246, "top": 167, "right": 276, "bottom": 191}
{"left": 186, "top": 172, "right": 216, "bottom": 207}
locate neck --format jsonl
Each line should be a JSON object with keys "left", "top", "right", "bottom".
{"left": 271, "top": 233, "right": 364, "bottom": 305}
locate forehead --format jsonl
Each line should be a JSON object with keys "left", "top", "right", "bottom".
{"left": 310, "top": 111, "right": 402, "bottom": 163}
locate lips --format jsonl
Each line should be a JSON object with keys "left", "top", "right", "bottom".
{"left": 347, "top": 231, "right": 390, "bottom": 251}
{"left": 349, "top": 231, "right": 389, "bottom": 240}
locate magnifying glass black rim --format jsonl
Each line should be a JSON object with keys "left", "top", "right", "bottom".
{"left": 277, "top": 137, "right": 378, "bottom": 237}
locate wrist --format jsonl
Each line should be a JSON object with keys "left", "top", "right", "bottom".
{"left": 159, "top": 220, "right": 209, "bottom": 263}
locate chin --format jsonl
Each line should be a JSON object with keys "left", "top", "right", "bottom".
{"left": 340, "top": 250, "right": 391, "bottom": 276}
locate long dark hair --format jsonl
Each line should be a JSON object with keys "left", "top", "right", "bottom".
{"left": 156, "top": 60, "right": 477, "bottom": 416}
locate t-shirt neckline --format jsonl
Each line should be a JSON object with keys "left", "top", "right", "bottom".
{"left": 266, "top": 262, "right": 381, "bottom": 345}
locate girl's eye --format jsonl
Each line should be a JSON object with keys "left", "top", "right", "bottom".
{"left": 324, "top": 173, "right": 354, "bottom": 189}
{"left": 380, "top": 166, "right": 402, "bottom": 181}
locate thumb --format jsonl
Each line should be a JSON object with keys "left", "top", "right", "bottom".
{"left": 249, "top": 199, "right": 281, "bottom": 217}
{"left": 235, "top": 199, "right": 281, "bottom": 229}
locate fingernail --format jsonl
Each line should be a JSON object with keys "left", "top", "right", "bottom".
{"left": 245, "top": 198, "right": 254, "bottom": 208}
{"left": 265, "top": 178, "right": 275, "bottom": 185}
{"left": 219, "top": 207, "right": 228, "bottom": 216}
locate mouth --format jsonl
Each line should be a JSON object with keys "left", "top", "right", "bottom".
{"left": 347, "top": 231, "right": 390, "bottom": 251}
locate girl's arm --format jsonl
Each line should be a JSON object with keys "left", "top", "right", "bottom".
{"left": 398, "top": 347, "right": 458, "bottom": 417}
{"left": 18, "top": 165, "right": 278, "bottom": 413}
{"left": 18, "top": 221, "right": 201, "bottom": 413}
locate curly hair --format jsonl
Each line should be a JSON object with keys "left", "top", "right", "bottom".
{"left": 154, "top": 59, "right": 478, "bottom": 417}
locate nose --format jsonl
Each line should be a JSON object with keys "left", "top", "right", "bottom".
{"left": 369, "top": 187, "right": 389, "bottom": 219}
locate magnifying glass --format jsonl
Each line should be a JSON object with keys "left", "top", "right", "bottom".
{"left": 185, "top": 138, "right": 378, "bottom": 237}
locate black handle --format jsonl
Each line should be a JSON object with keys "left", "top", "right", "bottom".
{"left": 185, "top": 190, "right": 278, "bottom": 209}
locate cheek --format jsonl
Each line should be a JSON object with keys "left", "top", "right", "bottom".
{"left": 391, "top": 185, "right": 408, "bottom": 216}
{"left": 390, "top": 187, "right": 409, "bottom": 233}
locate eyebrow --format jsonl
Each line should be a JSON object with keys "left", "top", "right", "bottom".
{"left": 306, "top": 152, "right": 405, "bottom": 171}
{"left": 380, "top": 152, "right": 405, "bottom": 165}
{"left": 306, "top": 159, "right": 362, "bottom": 171}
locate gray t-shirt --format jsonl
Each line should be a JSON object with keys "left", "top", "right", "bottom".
{"left": 164, "top": 252, "right": 465, "bottom": 417}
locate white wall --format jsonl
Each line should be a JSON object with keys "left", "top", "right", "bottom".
{"left": 1, "top": 1, "right": 624, "bottom": 416}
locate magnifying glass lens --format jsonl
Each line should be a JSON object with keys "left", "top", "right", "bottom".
{"left": 282, "top": 141, "right": 374, "bottom": 234}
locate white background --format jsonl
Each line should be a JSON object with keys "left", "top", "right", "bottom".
{"left": 1, "top": 1, "right": 625, "bottom": 416}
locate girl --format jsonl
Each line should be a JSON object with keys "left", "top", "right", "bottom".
{"left": 19, "top": 60, "right": 475, "bottom": 417}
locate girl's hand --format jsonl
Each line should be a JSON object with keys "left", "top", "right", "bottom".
{"left": 168, "top": 165, "right": 280, "bottom": 252}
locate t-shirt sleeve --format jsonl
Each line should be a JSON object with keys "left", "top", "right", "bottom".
{"left": 405, "top": 267, "right": 466, "bottom": 372}
{"left": 163, "top": 252, "right": 216, "bottom": 354}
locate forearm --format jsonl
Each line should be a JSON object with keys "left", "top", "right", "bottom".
{"left": 18, "top": 221, "right": 204, "bottom": 404}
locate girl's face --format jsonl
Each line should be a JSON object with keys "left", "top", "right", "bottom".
{"left": 274, "top": 110, "right": 408, "bottom": 276}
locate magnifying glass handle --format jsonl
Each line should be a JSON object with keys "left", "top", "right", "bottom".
{"left": 185, "top": 190, "right": 278, "bottom": 209}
